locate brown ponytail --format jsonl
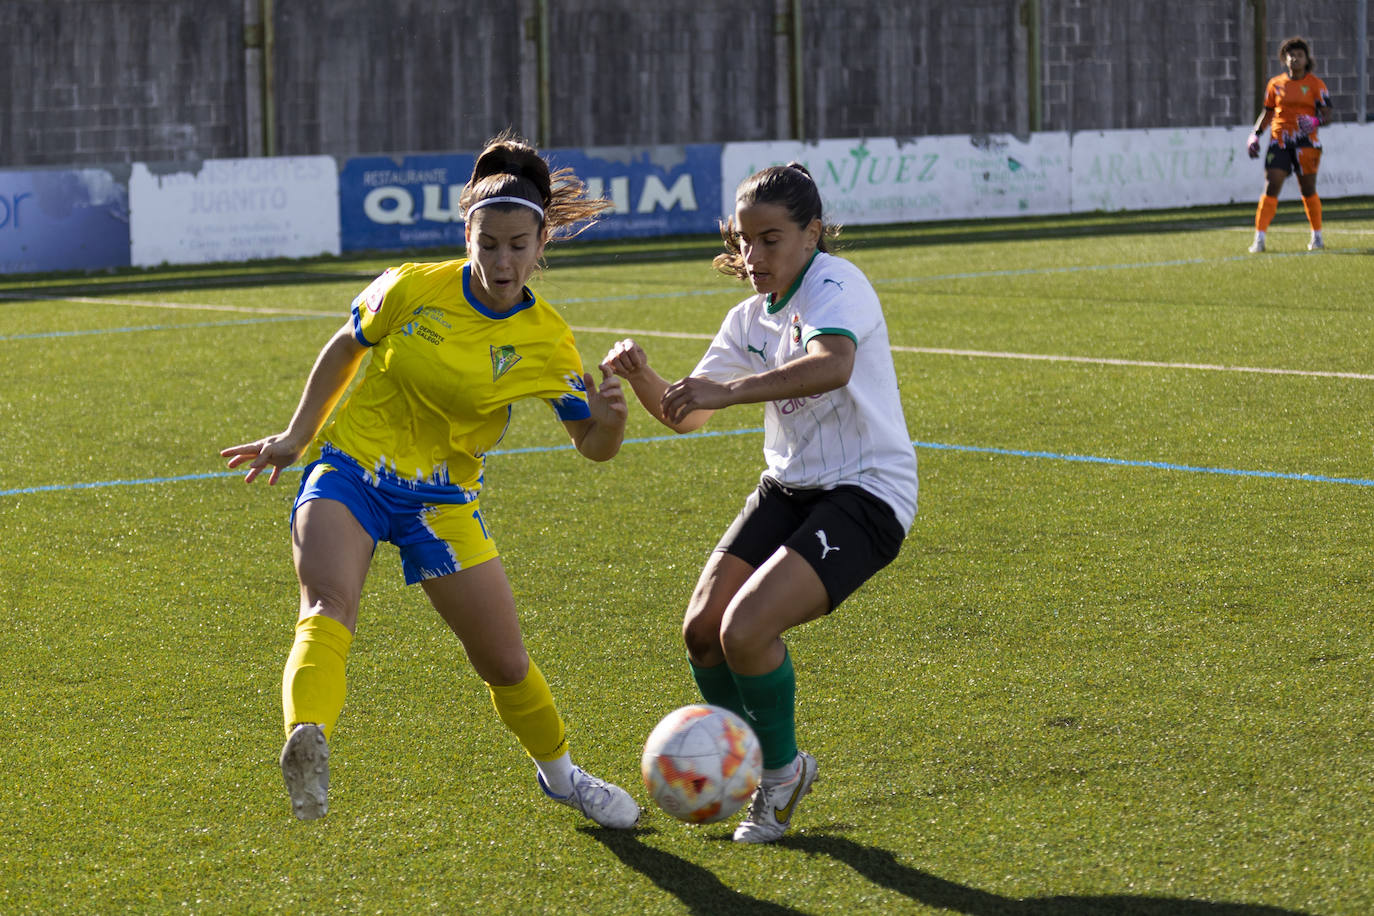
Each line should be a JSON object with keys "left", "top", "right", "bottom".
{"left": 460, "top": 130, "right": 611, "bottom": 240}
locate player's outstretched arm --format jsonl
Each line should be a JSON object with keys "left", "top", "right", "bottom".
{"left": 600, "top": 338, "right": 713, "bottom": 434}
{"left": 662, "top": 334, "right": 856, "bottom": 425}
{"left": 564, "top": 368, "right": 627, "bottom": 461}
{"left": 219, "top": 322, "right": 368, "bottom": 484}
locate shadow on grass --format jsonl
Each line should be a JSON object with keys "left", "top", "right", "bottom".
{"left": 778, "top": 833, "right": 1312, "bottom": 916}
{"left": 581, "top": 826, "right": 1311, "bottom": 916}
{"left": 580, "top": 826, "right": 806, "bottom": 915}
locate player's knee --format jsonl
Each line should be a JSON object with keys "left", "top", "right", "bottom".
{"left": 718, "top": 613, "right": 773, "bottom": 666}
{"left": 473, "top": 649, "right": 530, "bottom": 688}
{"left": 682, "top": 615, "right": 721, "bottom": 660}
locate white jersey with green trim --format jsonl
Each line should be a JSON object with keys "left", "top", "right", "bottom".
{"left": 692, "top": 250, "right": 918, "bottom": 531}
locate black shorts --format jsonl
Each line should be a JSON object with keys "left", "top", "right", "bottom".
{"left": 715, "top": 476, "right": 907, "bottom": 612}
{"left": 1264, "top": 139, "right": 1321, "bottom": 177}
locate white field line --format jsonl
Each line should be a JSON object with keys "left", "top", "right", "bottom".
{"left": 7, "top": 288, "right": 1369, "bottom": 382}
{"left": 890, "top": 345, "right": 1374, "bottom": 381}
{"left": 1223, "top": 226, "right": 1374, "bottom": 234}
{"left": 574, "top": 325, "right": 1372, "bottom": 381}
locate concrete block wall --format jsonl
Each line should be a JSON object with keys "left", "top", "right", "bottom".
{"left": 1039, "top": 0, "right": 1248, "bottom": 131}
{"left": 801, "top": 0, "right": 1026, "bottom": 139}
{"left": 1, "top": 0, "right": 1369, "bottom": 168}
{"left": 271, "top": 0, "right": 532, "bottom": 157}
{"left": 544, "top": 0, "right": 786, "bottom": 146}
{"left": 1268, "top": 1, "right": 1371, "bottom": 116}
{"left": 2, "top": 0, "right": 245, "bottom": 165}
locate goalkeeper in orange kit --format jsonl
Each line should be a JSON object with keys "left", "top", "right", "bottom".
{"left": 1245, "top": 36, "right": 1331, "bottom": 253}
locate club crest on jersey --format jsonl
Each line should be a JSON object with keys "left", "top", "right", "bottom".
{"left": 491, "top": 345, "right": 522, "bottom": 380}
{"left": 791, "top": 314, "right": 802, "bottom": 344}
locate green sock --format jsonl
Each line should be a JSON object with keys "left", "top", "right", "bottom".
{"left": 689, "top": 658, "right": 747, "bottom": 721}
{"left": 730, "top": 649, "right": 798, "bottom": 770}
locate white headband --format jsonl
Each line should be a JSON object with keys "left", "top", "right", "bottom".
{"left": 466, "top": 195, "right": 545, "bottom": 219}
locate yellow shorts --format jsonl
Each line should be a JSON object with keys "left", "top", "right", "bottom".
{"left": 293, "top": 455, "right": 498, "bottom": 584}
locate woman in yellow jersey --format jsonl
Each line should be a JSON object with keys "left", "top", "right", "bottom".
{"left": 220, "top": 132, "right": 639, "bottom": 827}
{"left": 1246, "top": 36, "right": 1331, "bottom": 253}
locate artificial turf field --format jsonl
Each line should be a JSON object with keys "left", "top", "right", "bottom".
{"left": 2, "top": 199, "right": 1371, "bottom": 914}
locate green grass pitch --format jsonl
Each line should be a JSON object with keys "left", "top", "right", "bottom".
{"left": 1, "top": 199, "right": 1371, "bottom": 914}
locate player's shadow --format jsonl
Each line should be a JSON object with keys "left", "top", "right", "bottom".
{"left": 580, "top": 826, "right": 807, "bottom": 915}
{"left": 581, "top": 826, "right": 1311, "bottom": 916}
{"left": 777, "top": 832, "right": 1313, "bottom": 916}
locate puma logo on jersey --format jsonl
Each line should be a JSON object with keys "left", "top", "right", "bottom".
{"left": 746, "top": 342, "right": 767, "bottom": 362}
{"left": 822, "top": 277, "right": 845, "bottom": 290}
{"left": 815, "top": 529, "right": 840, "bottom": 559}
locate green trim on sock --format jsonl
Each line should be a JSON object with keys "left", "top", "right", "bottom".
{"left": 730, "top": 649, "right": 798, "bottom": 770}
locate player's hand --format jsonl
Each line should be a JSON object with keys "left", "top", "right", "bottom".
{"left": 661, "top": 376, "right": 732, "bottom": 424}
{"left": 600, "top": 338, "right": 650, "bottom": 379}
{"left": 1296, "top": 114, "right": 1318, "bottom": 136}
{"left": 584, "top": 368, "right": 627, "bottom": 430}
{"left": 1246, "top": 134, "right": 1262, "bottom": 158}
{"left": 219, "top": 434, "right": 306, "bottom": 485}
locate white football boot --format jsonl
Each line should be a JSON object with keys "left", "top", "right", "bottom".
{"left": 1248, "top": 232, "right": 1265, "bottom": 253}
{"left": 539, "top": 765, "right": 640, "bottom": 828}
{"left": 732, "top": 751, "right": 818, "bottom": 844}
{"left": 280, "top": 723, "right": 330, "bottom": 820}
{"left": 1308, "top": 231, "right": 1324, "bottom": 250}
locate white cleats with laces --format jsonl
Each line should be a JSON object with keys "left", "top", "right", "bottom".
{"left": 733, "top": 751, "right": 818, "bottom": 844}
{"left": 280, "top": 723, "right": 329, "bottom": 820}
{"left": 539, "top": 765, "right": 640, "bottom": 828}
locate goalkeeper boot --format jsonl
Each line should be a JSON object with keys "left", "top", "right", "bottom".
{"left": 280, "top": 723, "right": 330, "bottom": 820}
{"left": 539, "top": 765, "right": 640, "bottom": 828}
{"left": 733, "top": 750, "right": 818, "bottom": 844}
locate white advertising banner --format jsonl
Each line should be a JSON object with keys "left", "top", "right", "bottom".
{"left": 1069, "top": 123, "right": 1374, "bottom": 212}
{"left": 130, "top": 156, "right": 340, "bottom": 267}
{"left": 1310, "top": 122, "right": 1374, "bottom": 199}
{"left": 1070, "top": 127, "right": 1258, "bottom": 212}
{"left": 721, "top": 134, "right": 1072, "bottom": 225}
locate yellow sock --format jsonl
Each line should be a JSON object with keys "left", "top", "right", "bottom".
{"left": 487, "top": 658, "right": 569, "bottom": 762}
{"left": 1255, "top": 195, "right": 1278, "bottom": 231}
{"left": 1302, "top": 194, "right": 1322, "bottom": 231}
{"left": 282, "top": 613, "right": 353, "bottom": 740}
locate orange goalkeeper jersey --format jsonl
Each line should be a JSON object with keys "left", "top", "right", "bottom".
{"left": 1264, "top": 72, "right": 1331, "bottom": 146}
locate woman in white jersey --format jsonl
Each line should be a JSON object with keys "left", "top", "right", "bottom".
{"left": 220, "top": 133, "right": 639, "bottom": 829}
{"left": 601, "top": 162, "right": 918, "bottom": 843}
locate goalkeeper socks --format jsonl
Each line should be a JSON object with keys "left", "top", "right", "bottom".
{"left": 1302, "top": 194, "right": 1322, "bottom": 231}
{"left": 1256, "top": 194, "right": 1278, "bottom": 232}
{"left": 282, "top": 613, "right": 353, "bottom": 740}
{"left": 689, "top": 658, "right": 748, "bottom": 721}
{"left": 487, "top": 657, "right": 570, "bottom": 780}
{"left": 730, "top": 648, "right": 798, "bottom": 771}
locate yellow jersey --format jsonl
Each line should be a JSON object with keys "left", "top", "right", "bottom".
{"left": 315, "top": 259, "right": 590, "bottom": 502}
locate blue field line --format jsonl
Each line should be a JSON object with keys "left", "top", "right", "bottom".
{"left": 4, "top": 429, "right": 1371, "bottom": 496}
{"left": 912, "top": 440, "right": 1374, "bottom": 486}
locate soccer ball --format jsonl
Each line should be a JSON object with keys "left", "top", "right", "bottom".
{"left": 640, "top": 704, "right": 762, "bottom": 823}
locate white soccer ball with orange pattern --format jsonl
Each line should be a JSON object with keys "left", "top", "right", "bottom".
{"left": 640, "top": 704, "right": 763, "bottom": 823}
